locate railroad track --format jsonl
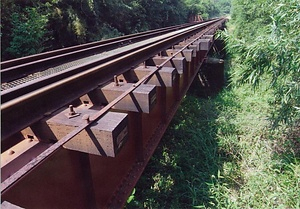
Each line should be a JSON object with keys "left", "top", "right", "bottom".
{"left": 1, "top": 18, "right": 221, "bottom": 144}
{"left": 1, "top": 19, "right": 217, "bottom": 83}
{"left": 1, "top": 18, "right": 226, "bottom": 208}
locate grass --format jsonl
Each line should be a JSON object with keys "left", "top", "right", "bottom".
{"left": 125, "top": 64, "right": 300, "bottom": 208}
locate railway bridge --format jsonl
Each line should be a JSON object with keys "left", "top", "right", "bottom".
{"left": 1, "top": 18, "right": 227, "bottom": 208}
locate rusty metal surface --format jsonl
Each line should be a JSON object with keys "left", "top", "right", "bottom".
{"left": 165, "top": 49, "right": 193, "bottom": 62}
{"left": 133, "top": 66, "right": 176, "bottom": 87}
{"left": 1, "top": 201, "right": 24, "bottom": 209}
{"left": 0, "top": 22, "right": 203, "bottom": 83}
{"left": 2, "top": 18, "right": 220, "bottom": 71}
{"left": 100, "top": 83, "right": 156, "bottom": 113}
{"left": 1, "top": 63, "right": 165, "bottom": 191}
{"left": 1, "top": 18, "right": 227, "bottom": 209}
{"left": 1, "top": 19, "right": 221, "bottom": 142}
{"left": 1, "top": 22, "right": 198, "bottom": 70}
{"left": 45, "top": 107, "right": 129, "bottom": 157}
{"left": 107, "top": 29, "right": 220, "bottom": 208}
{"left": 147, "top": 56, "right": 187, "bottom": 74}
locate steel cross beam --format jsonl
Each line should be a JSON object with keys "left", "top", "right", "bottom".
{"left": 1, "top": 18, "right": 227, "bottom": 209}
{"left": 1, "top": 19, "right": 220, "bottom": 141}
{"left": 0, "top": 19, "right": 225, "bottom": 193}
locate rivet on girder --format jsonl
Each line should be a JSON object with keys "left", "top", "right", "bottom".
{"left": 114, "top": 75, "right": 119, "bottom": 86}
{"left": 65, "top": 105, "right": 80, "bottom": 118}
{"left": 69, "top": 105, "right": 75, "bottom": 115}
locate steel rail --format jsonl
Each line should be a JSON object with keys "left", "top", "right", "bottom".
{"left": 1, "top": 22, "right": 211, "bottom": 83}
{"left": 1, "top": 19, "right": 218, "bottom": 83}
{"left": 0, "top": 18, "right": 217, "bottom": 70}
{"left": 0, "top": 31, "right": 177, "bottom": 83}
{"left": 1, "top": 19, "right": 221, "bottom": 141}
{"left": 0, "top": 23, "right": 193, "bottom": 68}
{"left": 1, "top": 20, "right": 216, "bottom": 103}
{"left": 1, "top": 18, "right": 225, "bottom": 194}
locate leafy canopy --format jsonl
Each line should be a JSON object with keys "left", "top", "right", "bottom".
{"left": 1, "top": 0, "right": 231, "bottom": 61}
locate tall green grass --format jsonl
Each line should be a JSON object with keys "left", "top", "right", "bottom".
{"left": 126, "top": 67, "right": 299, "bottom": 208}
{"left": 226, "top": 0, "right": 300, "bottom": 126}
{"left": 125, "top": 1, "right": 299, "bottom": 206}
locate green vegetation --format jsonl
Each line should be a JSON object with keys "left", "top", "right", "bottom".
{"left": 6, "top": 7, "right": 48, "bottom": 57}
{"left": 1, "top": 0, "right": 231, "bottom": 61}
{"left": 2, "top": 0, "right": 298, "bottom": 207}
{"left": 224, "top": 0, "right": 299, "bottom": 126}
{"left": 126, "top": 0, "right": 299, "bottom": 208}
{"left": 125, "top": 71, "right": 299, "bottom": 208}
{"left": 125, "top": 67, "right": 299, "bottom": 209}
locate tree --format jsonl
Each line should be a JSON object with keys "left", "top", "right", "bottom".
{"left": 1, "top": 0, "right": 231, "bottom": 60}
{"left": 6, "top": 7, "right": 48, "bottom": 58}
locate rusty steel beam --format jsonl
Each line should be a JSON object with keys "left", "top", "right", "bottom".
{"left": 1, "top": 18, "right": 225, "bottom": 192}
{"left": 1, "top": 18, "right": 227, "bottom": 209}
{"left": 109, "top": 22, "right": 226, "bottom": 209}
{"left": 1, "top": 22, "right": 207, "bottom": 83}
{"left": 1, "top": 19, "right": 221, "bottom": 143}
{"left": 0, "top": 17, "right": 219, "bottom": 71}
{"left": 1, "top": 23, "right": 198, "bottom": 69}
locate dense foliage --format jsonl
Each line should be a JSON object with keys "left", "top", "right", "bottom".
{"left": 127, "top": 83, "right": 300, "bottom": 208}
{"left": 1, "top": 0, "right": 230, "bottom": 61}
{"left": 126, "top": 1, "right": 299, "bottom": 207}
{"left": 224, "top": 0, "right": 300, "bottom": 126}
{"left": 125, "top": 0, "right": 299, "bottom": 208}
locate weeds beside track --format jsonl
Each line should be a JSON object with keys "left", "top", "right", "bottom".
{"left": 126, "top": 66, "right": 299, "bottom": 209}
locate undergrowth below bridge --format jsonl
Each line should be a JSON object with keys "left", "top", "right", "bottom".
{"left": 125, "top": 61, "right": 300, "bottom": 209}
